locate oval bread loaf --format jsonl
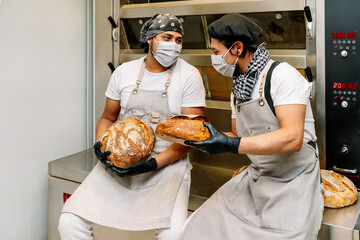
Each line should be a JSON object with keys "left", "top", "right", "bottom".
{"left": 100, "top": 118, "right": 155, "bottom": 168}
{"left": 321, "top": 170, "right": 357, "bottom": 208}
{"left": 155, "top": 115, "right": 211, "bottom": 145}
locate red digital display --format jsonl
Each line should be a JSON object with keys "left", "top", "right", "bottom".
{"left": 348, "top": 83, "right": 358, "bottom": 90}
{"left": 332, "top": 32, "right": 346, "bottom": 39}
{"left": 333, "top": 82, "right": 346, "bottom": 89}
{"left": 347, "top": 32, "right": 357, "bottom": 38}
{"left": 332, "top": 32, "right": 357, "bottom": 39}
{"left": 333, "top": 82, "right": 357, "bottom": 90}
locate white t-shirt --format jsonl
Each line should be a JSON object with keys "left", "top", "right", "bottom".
{"left": 231, "top": 60, "right": 316, "bottom": 142}
{"left": 106, "top": 57, "right": 206, "bottom": 116}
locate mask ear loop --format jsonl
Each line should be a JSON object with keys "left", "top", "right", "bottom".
{"left": 223, "top": 42, "right": 240, "bottom": 66}
{"left": 150, "top": 38, "right": 158, "bottom": 56}
{"left": 222, "top": 42, "right": 235, "bottom": 58}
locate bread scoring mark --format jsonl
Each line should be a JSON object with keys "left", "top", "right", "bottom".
{"left": 100, "top": 118, "right": 155, "bottom": 168}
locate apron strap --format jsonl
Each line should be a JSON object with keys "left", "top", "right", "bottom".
{"left": 263, "top": 61, "right": 281, "bottom": 117}
{"left": 258, "top": 74, "right": 266, "bottom": 107}
{"left": 132, "top": 60, "right": 175, "bottom": 97}
{"left": 132, "top": 62, "right": 145, "bottom": 95}
{"left": 162, "top": 69, "right": 173, "bottom": 98}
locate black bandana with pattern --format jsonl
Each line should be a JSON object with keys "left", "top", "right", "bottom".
{"left": 140, "top": 13, "right": 184, "bottom": 48}
{"left": 232, "top": 42, "right": 270, "bottom": 103}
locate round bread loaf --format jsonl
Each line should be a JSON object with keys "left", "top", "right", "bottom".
{"left": 155, "top": 115, "right": 211, "bottom": 145}
{"left": 100, "top": 118, "right": 155, "bottom": 168}
{"left": 232, "top": 165, "right": 249, "bottom": 178}
{"left": 321, "top": 170, "right": 357, "bottom": 208}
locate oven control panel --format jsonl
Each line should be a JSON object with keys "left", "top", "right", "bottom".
{"left": 325, "top": 0, "right": 360, "bottom": 187}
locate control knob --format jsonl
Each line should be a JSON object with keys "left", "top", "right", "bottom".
{"left": 341, "top": 146, "right": 349, "bottom": 155}
{"left": 341, "top": 50, "right": 348, "bottom": 58}
{"left": 341, "top": 101, "right": 348, "bottom": 108}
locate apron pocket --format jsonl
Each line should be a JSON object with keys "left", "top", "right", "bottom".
{"left": 129, "top": 110, "right": 149, "bottom": 120}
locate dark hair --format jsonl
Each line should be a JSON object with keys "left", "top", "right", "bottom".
{"left": 144, "top": 43, "right": 149, "bottom": 53}
{"left": 220, "top": 39, "right": 256, "bottom": 58}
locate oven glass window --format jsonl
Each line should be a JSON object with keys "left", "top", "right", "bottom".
{"left": 206, "top": 11, "right": 306, "bottom": 49}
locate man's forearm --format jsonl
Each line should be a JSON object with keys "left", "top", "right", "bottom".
{"left": 155, "top": 143, "right": 192, "bottom": 168}
{"left": 95, "top": 118, "right": 115, "bottom": 142}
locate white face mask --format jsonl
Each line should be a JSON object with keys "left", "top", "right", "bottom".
{"left": 151, "top": 38, "right": 182, "bottom": 67}
{"left": 211, "top": 43, "right": 239, "bottom": 77}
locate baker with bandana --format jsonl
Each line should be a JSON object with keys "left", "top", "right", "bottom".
{"left": 181, "top": 13, "right": 324, "bottom": 240}
{"left": 58, "top": 13, "right": 206, "bottom": 240}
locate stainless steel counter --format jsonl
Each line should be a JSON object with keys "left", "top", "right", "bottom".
{"left": 48, "top": 149, "right": 360, "bottom": 240}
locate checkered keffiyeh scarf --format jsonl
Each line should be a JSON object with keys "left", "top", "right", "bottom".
{"left": 232, "top": 42, "right": 270, "bottom": 103}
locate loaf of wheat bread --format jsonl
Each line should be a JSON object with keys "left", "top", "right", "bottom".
{"left": 155, "top": 115, "right": 211, "bottom": 145}
{"left": 321, "top": 170, "right": 357, "bottom": 208}
{"left": 100, "top": 118, "right": 155, "bottom": 168}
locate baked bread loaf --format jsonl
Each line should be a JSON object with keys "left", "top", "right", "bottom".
{"left": 100, "top": 118, "right": 155, "bottom": 168}
{"left": 155, "top": 115, "right": 211, "bottom": 145}
{"left": 321, "top": 170, "right": 357, "bottom": 208}
{"left": 232, "top": 165, "right": 249, "bottom": 178}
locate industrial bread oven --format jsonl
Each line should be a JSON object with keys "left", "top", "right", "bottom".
{"left": 47, "top": 1, "right": 360, "bottom": 240}
{"left": 323, "top": 0, "right": 360, "bottom": 187}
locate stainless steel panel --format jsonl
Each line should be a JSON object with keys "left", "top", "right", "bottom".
{"left": 113, "top": 0, "right": 121, "bottom": 66}
{"left": 48, "top": 176, "right": 81, "bottom": 240}
{"left": 120, "top": 0, "right": 305, "bottom": 18}
{"left": 318, "top": 193, "right": 360, "bottom": 240}
{"left": 94, "top": 0, "right": 114, "bottom": 132}
{"left": 87, "top": 0, "right": 95, "bottom": 148}
{"left": 48, "top": 149, "right": 97, "bottom": 183}
{"left": 318, "top": 224, "right": 355, "bottom": 240}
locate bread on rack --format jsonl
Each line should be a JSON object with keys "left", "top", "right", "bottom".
{"left": 155, "top": 115, "right": 211, "bottom": 145}
{"left": 321, "top": 169, "right": 357, "bottom": 208}
{"left": 100, "top": 118, "right": 155, "bottom": 168}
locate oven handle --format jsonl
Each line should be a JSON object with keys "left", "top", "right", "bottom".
{"left": 333, "top": 166, "right": 358, "bottom": 174}
{"left": 304, "top": 6, "right": 313, "bottom": 40}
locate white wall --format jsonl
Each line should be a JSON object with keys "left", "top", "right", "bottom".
{"left": 0, "top": 0, "right": 88, "bottom": 239}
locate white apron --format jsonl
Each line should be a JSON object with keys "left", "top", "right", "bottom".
{"left": 63, "top": 61, "right": 190, "bottom": 231}
{"left": 180, "top": 71, "right": 324, "bottom": 240}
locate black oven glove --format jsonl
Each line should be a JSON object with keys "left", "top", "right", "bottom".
{"left": 94, "top": 141, "right": 127, "bottom": 176}
{"left": 94, "top": 141, "right": 158, "bottom": 177}
{"left": 184, "top": 122, "right": 241, "bottom": 155}
{"left": 120, "top": 158, "right": 158, "bottom": 176}
{"left": 94, "top": 141, "right": 111, "bottom": 163}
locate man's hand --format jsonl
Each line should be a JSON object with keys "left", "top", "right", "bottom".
{"left": 184, "top": 122, "right": 241, "bottom": 155}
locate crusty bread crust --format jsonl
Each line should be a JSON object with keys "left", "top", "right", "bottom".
{"left": 100, "top": 118, "right": 155, "bottom": 168}
{"left": 321, "top": 170, "right": 357, "bottom": 208}
{"left": 155, "top": 115, "right": 211, "bottom": 145}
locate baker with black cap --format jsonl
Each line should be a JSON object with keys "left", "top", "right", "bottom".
{"left": 181, "top": 13, "right": 324, "bottom": 240}
{"left": 58, "top": 13, "right": 206, "bottom": 240}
